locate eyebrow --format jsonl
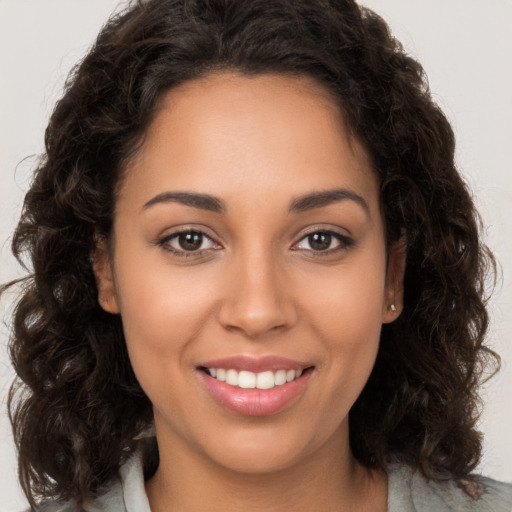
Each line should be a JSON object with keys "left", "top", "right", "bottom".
{"left": 142, "top": 188, "right": 369, "bottom": 216}
{"left": 289, "top": 188, "right": 370, "bottom": 216}
{"left": 142, "top": 191, "right": 226, "bottom": 213}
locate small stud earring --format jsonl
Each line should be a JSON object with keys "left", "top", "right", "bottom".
{"left": 389, "top": 304, "right": 397, "bottom": 312}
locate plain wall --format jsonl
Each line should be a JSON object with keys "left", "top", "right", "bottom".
{"left": 1, "top": 1, "right": 511, "bottom": 510}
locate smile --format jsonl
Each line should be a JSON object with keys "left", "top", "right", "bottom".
{"left": 197, "top": 357, "right": 314, "bottom": 416}
{"left": 204, "top": 368, "right": 303, "bottom": 389}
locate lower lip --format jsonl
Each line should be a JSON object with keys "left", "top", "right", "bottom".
{"left": 199, "top": 370, "right": 312, "bottom": 416}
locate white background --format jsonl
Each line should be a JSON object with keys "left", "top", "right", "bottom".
{"left": 1, "top": 1, "right": 511, "bottom": 511}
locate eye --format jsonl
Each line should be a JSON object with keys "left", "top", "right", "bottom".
{"left": 158, "top": 230, "right": 220, "bottom": 254}
{"left": 294, "top": 230, "right": 351, "bottom": 253}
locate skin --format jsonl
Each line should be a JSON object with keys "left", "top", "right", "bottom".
{"left": 94, "top": 72, "right": 405, "bottom": 512}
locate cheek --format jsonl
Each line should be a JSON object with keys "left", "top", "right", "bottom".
{"left": 303, "top": 255, "right": 387, "bottom": 339}
{"left": 299, "top": 251, "right": 386, "bottom": 384}
{"left": 278, "top": 260, "right": 386, "bottom": 453}
{"left": 113, "top": 260, "right": 220, "bottom": 425}
{"left": 112, "top": 248, "right": 220, "bottom": 373}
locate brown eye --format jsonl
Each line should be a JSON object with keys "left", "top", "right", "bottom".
{"left": 177, "top": 231, "right": 204, "bottom": 251}
{"left": 307, "top": 232, "right": 332, "bottom": 251}
{"left": 294, "top": 230, "right": 352, "bottom": 253}
{"left": 159, "top": 230, "right": 219, "bottom": 254}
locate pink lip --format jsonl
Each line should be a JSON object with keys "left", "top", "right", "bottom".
{"left": 198, "top": 355, "right": 310, "bottom": 373}
{"left": 197, "top": 356, "right": 313, "bottom": 416}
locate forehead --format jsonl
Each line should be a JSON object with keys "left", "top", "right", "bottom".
{"left": 121, "top": 72, "right": 379, "bottom": 214}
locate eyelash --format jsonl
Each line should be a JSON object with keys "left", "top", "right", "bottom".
{"left": 156, "top": 228, "right": 354, "bottom": 258}
{"left": 291, "top": 229, "right": 354, "bottom": 257}
{"left": 156, "top": 229, "right": 221, "bottom": 258}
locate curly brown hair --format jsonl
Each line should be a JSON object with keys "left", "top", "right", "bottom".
{"left": 2, "top": 0, "right": 498, "bottom": 507}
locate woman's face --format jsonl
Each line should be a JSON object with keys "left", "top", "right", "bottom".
{"left": 94, "top": 72, "right": 404, "bottom": 474}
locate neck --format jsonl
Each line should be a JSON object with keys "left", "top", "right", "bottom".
{"left": 145, "top": 422, "right": 387, "bottom": 512}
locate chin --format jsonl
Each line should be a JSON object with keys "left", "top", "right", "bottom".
{"left": 198, "top": 421, "right": 336, "bottom": 475}
{"left": 209, "top": 446, "right": 307, "bottom": 475}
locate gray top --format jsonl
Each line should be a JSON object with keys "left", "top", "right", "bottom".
{"left": 35, "top": 450, "right": 512, "bottom": 512}
{"left": 387, "top": 463, "right": 511, "bottom": 512}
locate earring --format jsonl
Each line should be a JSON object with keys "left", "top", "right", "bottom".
{"left": 389, "top": 304, "right": 397, "bottom": 312}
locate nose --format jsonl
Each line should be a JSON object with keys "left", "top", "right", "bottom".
{"left": 217, "top": 250, "right": 297, "bottom": 339}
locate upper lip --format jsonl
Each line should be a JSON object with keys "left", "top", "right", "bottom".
{"left": 198, "top": 355, "right": 312, "bottom": 373}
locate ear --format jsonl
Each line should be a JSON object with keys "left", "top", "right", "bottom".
{"left": 382, "top": 237, "right": 407, "bottom": 324}
{"left": 91, "top": 236, "right": 120, "bottom": 314}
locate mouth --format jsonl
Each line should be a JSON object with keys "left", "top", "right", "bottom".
{"left": 198, "top": 366, "right": 313, "bottom": 390}
{"left": 197, "top": 357, "right": 314, "bottom": 416}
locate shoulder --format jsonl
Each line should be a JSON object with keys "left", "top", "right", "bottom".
{"left": 23, "top": 450, "right": 151, "bottom": 512}
{"left": 20, "top": 479, "right": 126, "bottom": 512}
{"left": 388, "top": 464, "right": 512, "bottom": 512}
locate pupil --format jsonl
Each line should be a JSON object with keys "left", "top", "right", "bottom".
{"left": 179, "top": 232, "right": 202, "bottom": 251}
{"left": 309, "top": 232, "right": 331, "bottom": 251}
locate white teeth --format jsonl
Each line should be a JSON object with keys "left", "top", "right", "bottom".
{"left": 206, "top": 367, "right": 307, "bottom": 389}
{"left": 238, "top": 370, "right": 256, "bottom": 389}
{"left": 226, "top": 369, "right": 238, "bottom": 386}
{"left": 256, "top": 371, "right": 275, "bottom": 390}
{"left": 274, "top": 369, "right": 287, "bottom": 386}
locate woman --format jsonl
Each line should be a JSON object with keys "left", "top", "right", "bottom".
{"left": 2, "top": 0, "right": 511, "bottom": 510}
